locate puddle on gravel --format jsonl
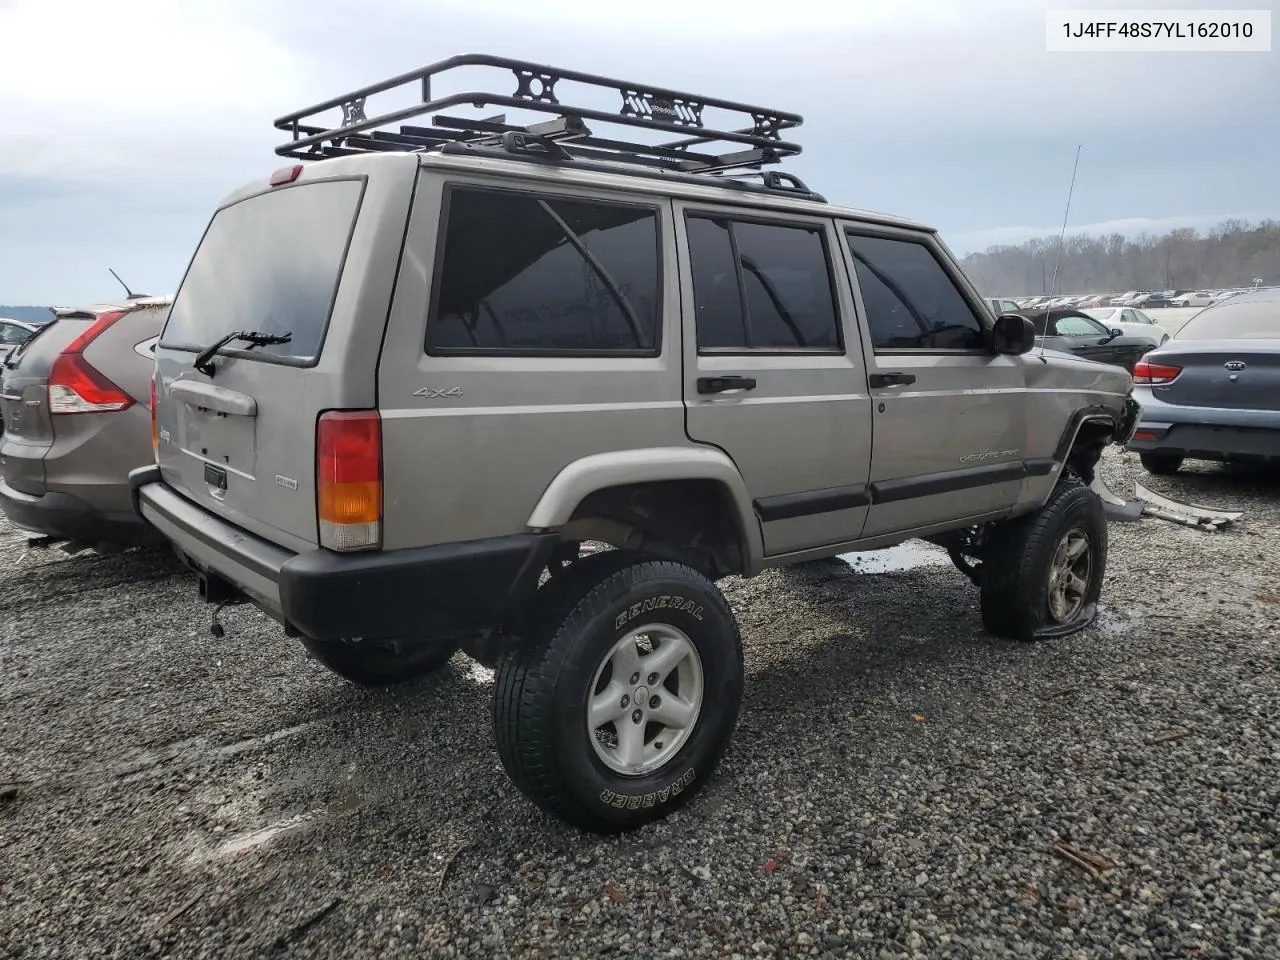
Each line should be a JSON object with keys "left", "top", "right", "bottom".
{"left": 1094, "top": 606, "right": 1132, "bottom": 637}
{"left": 838, "top": 542, "right": 951, "bottom": 574}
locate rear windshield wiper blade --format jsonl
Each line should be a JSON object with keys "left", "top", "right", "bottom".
{"left": 193, "top": 330, "right": 292, "bottom": 376}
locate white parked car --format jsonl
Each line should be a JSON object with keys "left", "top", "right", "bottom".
{"left": 0, "top": 318, "right": 39, "bottom": 364}
{"left": 1169, "top": 291, "right": 1216, "bottom": 307}
{"left": 1083, "top": 306, "right": 1171, "bottom": 346}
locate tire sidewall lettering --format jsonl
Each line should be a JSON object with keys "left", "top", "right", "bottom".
{"left": 614, "top": 594, "right": 705, "bottom": 632}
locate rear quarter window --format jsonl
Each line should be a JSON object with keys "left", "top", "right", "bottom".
{"left": 160, "top": 178, "right": 366, "bottom": 364}
{"left": 425, "top": 186, "right": 661, "bottom": 355}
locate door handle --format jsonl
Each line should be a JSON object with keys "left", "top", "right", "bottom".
{"left": 697, "top": 375, "right": 757, "bottom": 394}
{"left": 868, "top": 372, "right": 916, "bottom": 388}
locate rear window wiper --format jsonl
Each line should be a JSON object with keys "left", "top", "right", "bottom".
{"left": 193, "top": 330, "right": 292, "bottom": 376}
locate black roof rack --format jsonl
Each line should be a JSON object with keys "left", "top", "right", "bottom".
{"left": 274, "top": 54, "right": 810, "bottom": 187}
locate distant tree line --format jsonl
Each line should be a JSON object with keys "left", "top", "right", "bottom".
{"left": 0, "top": 306, "right": 54, "bottom": 325}
{"left": 958, "top": 219, "right": 1280, "bottom": 297}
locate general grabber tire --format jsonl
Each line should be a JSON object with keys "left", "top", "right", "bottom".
{"left": 301, "top": 637, "right": 460, "bottom": 687}
{"left": 493, "top": 551, "right": 744, "bottom": 834}
{"left": 979, "top": 479, "right": 1108, "bottom": 642}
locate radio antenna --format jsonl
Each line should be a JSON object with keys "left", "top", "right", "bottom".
{"left": 1038, "top": 144, "right": 1083, "bottom": 362}
{"left": 108, "top": 267, "right": 147, "bottom": 300}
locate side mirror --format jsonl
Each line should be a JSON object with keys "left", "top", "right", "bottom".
{"left": 992, "top": 313, "right": 1035, "bottom": 355}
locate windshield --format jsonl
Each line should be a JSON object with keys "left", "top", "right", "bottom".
{"left": 160, "top": 178, "right": 365, "bottom": 363}
{"left": 1177, "top": 298, "right": 1278, "bottom": 340}
{"left": 1086, "top": 308, "right": 1118, "bottom": 320}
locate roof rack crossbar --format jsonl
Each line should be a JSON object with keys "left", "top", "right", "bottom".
{"left": 273, "top": 53, "right": 804, "bottom": 175}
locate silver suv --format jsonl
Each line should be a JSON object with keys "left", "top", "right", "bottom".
{"left": 131, "top": 55, "right": 1140, "bottom": 834}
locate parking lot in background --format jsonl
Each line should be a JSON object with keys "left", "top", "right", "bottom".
{"left": 2, "top": 444, "right": 1276, "bottom": 960}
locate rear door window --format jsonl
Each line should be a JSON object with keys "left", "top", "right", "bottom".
{"left": 160, "top": 178, "right": 366, "bottom": 363}
{"left": 685, "top": 214, "right": 841, "bottom": 352}
{"left": 426, "top": 186, "right": 661, "bottom": 355}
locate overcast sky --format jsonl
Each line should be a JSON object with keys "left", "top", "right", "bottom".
{"left": 1, "top": 0, "right": 1276, "bottom": 305}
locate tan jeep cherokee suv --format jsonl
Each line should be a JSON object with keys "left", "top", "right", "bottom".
{"left": 130, "top": 55, "right": 1139, "bottom": 833}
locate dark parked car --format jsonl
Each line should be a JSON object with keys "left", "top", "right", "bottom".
{"left": 0, "top": 296, "right": 171, "bottom": 547}
{"left": 1016, "top": 307, "right": 1154, "bottom": 371}
{"left": 1126, "top": 289, "right": 1278, "bottom": 474}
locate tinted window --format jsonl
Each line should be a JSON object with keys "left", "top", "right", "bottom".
{"left": 427, "top": 188, "right": 659, "bottom": 353}
{"left": 686, "top": 217, "right": 742, "bottom": 349}
{"left": 161, "top": 179, "right": 364, "bottom": 362}
{"left": 1177, "top": 298, "right": 1278, "bottom": 339}
{"left": 686, "top": 215, "right": 839, "bottom": 351}
{"left": 845, "top": 233, "right": 985, "bottom": 350}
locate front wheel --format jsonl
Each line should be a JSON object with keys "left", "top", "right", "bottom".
{"left": 979, "top": 480, "right": 1108, "bottom": 641}
{"left": 301, "top": 636, "right": 460, "bottom": 686}
{"left": 493, "top": 551, "right": 744, "bottom": 833}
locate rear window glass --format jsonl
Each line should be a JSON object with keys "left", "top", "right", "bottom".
{"left": 160, "top": 178, "right": 365, "bottom": 362}
{"left": 1178, "top": 298, "right": 1278, "bottom": 339}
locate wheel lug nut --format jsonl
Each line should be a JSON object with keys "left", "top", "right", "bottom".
{"left": 647, "top": 672, "right": 659, "bottom": 685}
{"left": 632, "top": 709, "right": 643, "bottom": 724}
{"left": 621, "top": 695, "right": 630, "bottom": 708}
{"left": 649, "top": 695, "right": 660, "bottom": 709}
{"left": 630, "top": 672, "right": 641, "bottom": 685}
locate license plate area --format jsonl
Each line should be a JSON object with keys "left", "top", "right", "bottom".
{"left": 203, "top": 462, "right": 228, "bottom": 491}
{"left": 179, "top": 405, "right": 258, "bottom": 478}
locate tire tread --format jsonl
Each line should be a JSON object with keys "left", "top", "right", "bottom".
{"left": 493, "top": 552, "right": 740, "bottom": 832}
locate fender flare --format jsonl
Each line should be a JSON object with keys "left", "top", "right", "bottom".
{"left": 525, "top": 447, "right": 764, "bottom": 567}
{"left": 1052, "top": 405, "right": 1121, "bottom": 463}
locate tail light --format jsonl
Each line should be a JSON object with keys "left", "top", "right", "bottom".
{"left": 48, "top": 309, "right": 134, "bottom": 414}
{"left": 1132, "top": 359, "right": 1182, "bottom": 385}
{"left": 150, "top": 377, "right": 159, "bottom": 454}
{"left": 316, "top": 410, "right": 382, "bottom": 551}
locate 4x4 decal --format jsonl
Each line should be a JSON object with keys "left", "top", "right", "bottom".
{"left": 413, "top": 386, "right": 462, "bottom": 399}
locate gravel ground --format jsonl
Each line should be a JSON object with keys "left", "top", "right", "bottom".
{"left": 2, "top": 448, "right": 1277, "bottom": 960}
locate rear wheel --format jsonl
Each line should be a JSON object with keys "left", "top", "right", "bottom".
{"left": 979, "top": 480, "right": 1108, "bottom": 641}
{"left": 301, "top": 636, "right": 460, "bottom": 686}
{"left": 493, "top": 550, "right": 743, "bottom": 833}
{"left": 1139, "top": 452, "right": 1183, "bottom": 475}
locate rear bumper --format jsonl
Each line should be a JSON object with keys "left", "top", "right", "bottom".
{"left": 0, "top": 474, "right": 160, "bottom": 545}
{"left": 128, "top": 466, "right": 559, "bottom": 642}
{"left": 1126, "top": 422, "right": 1280, "bottom": 463}
{"left": 1128, "top": 391, "right": 1280, "bottom": 462}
